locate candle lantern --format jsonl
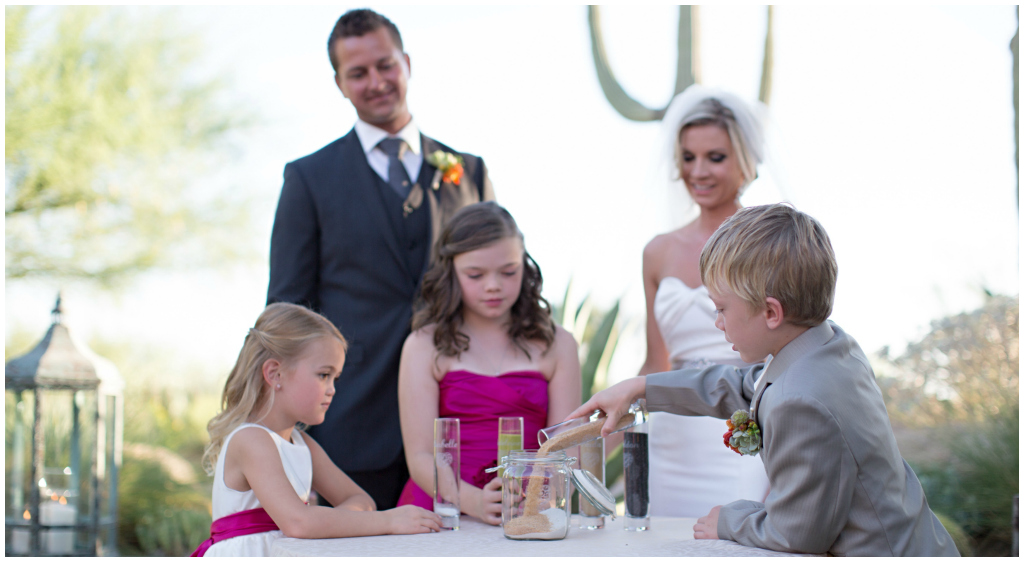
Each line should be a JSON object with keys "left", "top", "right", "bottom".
{"left": 5, "top": 295, "right": 123, "bottom": 556}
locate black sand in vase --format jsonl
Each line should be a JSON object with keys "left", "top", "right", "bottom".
{"left": 623, "top": 425, "right": 650, "bottom": 531}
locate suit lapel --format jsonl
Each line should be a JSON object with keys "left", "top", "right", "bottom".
{"left": 418, "top": 135, "right": 443, "bottom": 266}
{"left": 418, "top": 135, "right": 441, "bottom": 190}
{"left": 341, "top": 130, "right": 411, "bottom": 279}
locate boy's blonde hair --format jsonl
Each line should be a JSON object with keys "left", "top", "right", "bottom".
{"left": 700, "top": 203, "right": 837, "bottom": 327}
{"left": 201, "top": 303, "right": 347, "bottom": 475}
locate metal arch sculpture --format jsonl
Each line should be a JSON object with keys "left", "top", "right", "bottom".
{"left": 588, "top": 5, "right": 775, "bottom": 122}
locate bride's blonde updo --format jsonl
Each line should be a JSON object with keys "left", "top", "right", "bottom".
{"left": 201, "top": 303, "right": 346, "bottom": 475}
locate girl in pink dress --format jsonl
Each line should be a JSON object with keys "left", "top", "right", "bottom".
{"left": 195, "top": 303, "right": 440, "bottom": 556}
{"left": 397, "top": 202, "right": 582, "bottom": 525}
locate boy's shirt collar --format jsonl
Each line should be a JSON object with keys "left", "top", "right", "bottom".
{"left": 754, "top": 355, "right": 773, "bottom": 392}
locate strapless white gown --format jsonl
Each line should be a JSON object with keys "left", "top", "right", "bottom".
{"left": 204, "top": 423, "right": 312, "bottom": 557}
{"left": 647, "top": 277, "right": 770, "bottom": 517}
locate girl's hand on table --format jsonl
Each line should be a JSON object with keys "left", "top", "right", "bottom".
{"left": 384, "top": 505, "right": 442, "bottom": 535}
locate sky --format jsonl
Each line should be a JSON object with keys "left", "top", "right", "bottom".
{"left": 5, "top": 5, "right": 1019, "bottom": 390}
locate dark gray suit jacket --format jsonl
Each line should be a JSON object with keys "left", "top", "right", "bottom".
{"left": 645, "top": 321, "right": 958, "bottom": 556}
{"left": 267, "top": 128, "right": 493, "bottom": 472}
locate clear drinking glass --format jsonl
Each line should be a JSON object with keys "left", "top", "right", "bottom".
{"left": 578, "top": 437, "right": 605, "bottom": 529}
{"left": 623, "top": 422, "right": 650, "bottom": 531}
{"left": 538, "top": 399, "right": 648, "bottom": 451}
{"left": 433, "top": 418, "right": 460, "bottom": 530}
{"left": 496, "top": 417, "right": 523, "bottom": 478}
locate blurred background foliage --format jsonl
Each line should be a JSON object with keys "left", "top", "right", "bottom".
{"left": 87, "top": 335, "right": 221, "bottom": 555}
{"left": 5, "top": 5, "right": 256, "bottom": 286}
{"left": 876, "top": 294, "right": 1019, "bottom": 556}
{"left": 5, "top": 4, "right": 247, "bottom": 555}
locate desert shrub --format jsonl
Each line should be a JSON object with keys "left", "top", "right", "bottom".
{"left": 117, "top": 452, "right": 211, "bottom": 556}
{"left": 877, "top": 294, "right": 1019, "bottom": 556}
{"left": 136, "top": 509, "right": 211, "bottom": 556}
{"left": 933, "top": 511, "right": 974, "bottom": 556}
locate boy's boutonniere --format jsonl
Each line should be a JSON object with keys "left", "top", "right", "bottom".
{"left": 426, "top": 150, "right": 464, "bottom": 186}
{"left": 723, "top": 410, "right": 761, "bottom": 456}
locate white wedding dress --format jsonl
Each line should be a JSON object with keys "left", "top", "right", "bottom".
{"left": 648, "top": 277, "right": 770, "bottom": 517}
{"left": 204, "top": 423, "right": 312, "bottom": 557}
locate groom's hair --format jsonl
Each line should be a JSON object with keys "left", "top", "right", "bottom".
{"left": 700, "top": 203, "right": 837, "bottom": 327}
{"left": 328, "top": 9, "right": 404, "bottom": 73}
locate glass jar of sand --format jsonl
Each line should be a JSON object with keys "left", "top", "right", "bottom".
{"left": 499, "top": 451, "right": 573, "bottom": 540}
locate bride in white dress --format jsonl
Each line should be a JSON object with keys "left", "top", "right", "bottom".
{"left": 638, "top": 85, "right": 771, "bottom": 517}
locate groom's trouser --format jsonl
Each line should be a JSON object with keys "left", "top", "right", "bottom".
{"left": 317, "top": 451, "right": 409, "bottom": 511}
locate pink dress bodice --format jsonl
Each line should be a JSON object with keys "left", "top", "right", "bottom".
{"left": 397, "top": 370, "right": 549, "bottom": 509}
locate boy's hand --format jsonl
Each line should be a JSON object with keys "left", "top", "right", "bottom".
{"left": 693, "top": 505, "right": 721, "bottom": 540}
{"left": 384, "top": 505, "right": 442, "bottom": 535}
{"left": 564, "top": 377, "right": 646, "bottom": 437}
{"left": 478, "top": 477, "right": 502, "bottom": 526}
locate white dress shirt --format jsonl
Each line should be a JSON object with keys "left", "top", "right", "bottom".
{"left": 353, "top": 118, "right": 423, "bottom": 184}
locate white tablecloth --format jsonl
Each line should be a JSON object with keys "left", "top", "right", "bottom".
{"left": 270, "top": 515, "right": 817, "bottom": 557}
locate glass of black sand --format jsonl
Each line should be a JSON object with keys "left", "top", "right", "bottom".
{"left": 623, "top": 422, "right": 650, "bottom": 531}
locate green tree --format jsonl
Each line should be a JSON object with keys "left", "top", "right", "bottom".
{"left": 5, "top": 6, "right": 254, "bottom": 285}
{"left": 876, "top": 294, "right": 1018, "bottom": 427}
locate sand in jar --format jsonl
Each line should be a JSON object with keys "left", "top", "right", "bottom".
{"left": 502, "top": 454, "right": 570, "bottom": 540}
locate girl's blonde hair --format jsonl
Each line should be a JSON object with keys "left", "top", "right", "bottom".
{"left": 202, "top": 303, "right": 347, "bottom": 475}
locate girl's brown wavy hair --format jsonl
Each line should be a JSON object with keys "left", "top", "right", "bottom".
{"left": 412, "top": 202, "right": 555, "bottom": 359}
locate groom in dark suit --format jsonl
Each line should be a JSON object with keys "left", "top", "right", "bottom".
{"left": 267, "top": 9, "right": 494, "bottom": 510}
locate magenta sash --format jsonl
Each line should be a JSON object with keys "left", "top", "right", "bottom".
{"left": 190, "top": 507, "right": 279, "bottom": 557}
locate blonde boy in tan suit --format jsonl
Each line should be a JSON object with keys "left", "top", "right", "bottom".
{"left": 569, "top": 204, "right": 958, "bottom": 556}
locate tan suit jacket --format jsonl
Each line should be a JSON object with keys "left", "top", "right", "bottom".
{"left": 645, "top": 321, "right": 958, "bottom": 556}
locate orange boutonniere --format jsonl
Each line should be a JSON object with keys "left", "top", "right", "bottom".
{"left": 426, "top": 150, "right": 464, "bottom": 186}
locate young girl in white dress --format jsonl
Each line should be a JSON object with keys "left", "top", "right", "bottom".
{"left": 637, "top": 85, "right": 771, "bottom": 517}
{"left": 195, "top": 303, "right": 440, "bottom": 556}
